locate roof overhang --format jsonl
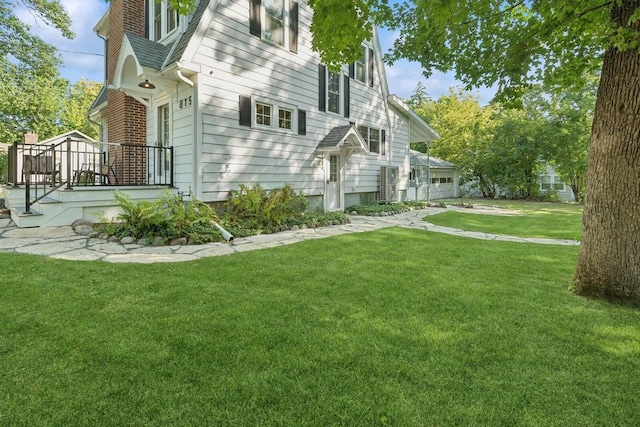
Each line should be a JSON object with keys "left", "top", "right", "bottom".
{"left": 388, "top": 94, "right": 440, "bottom": 143}
{"left": 111, "top": 34, "right": 178, "bottom": 103}
{"left": 315, "top": 125, "right": 369, "bottom": 159}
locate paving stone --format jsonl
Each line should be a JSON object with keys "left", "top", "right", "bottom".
{"left": 104, "top": 253, "right": 198, "bottom": 263}
{"left": 51, "top": 249, "right": 105, "bottom": 261}
{"left": 191, "top": 245, "right": 236, "bottom": 258}
{"left": 87, "top": 242, "right": 130, "bottom": 254}
{"left": 16, "top": 240, "right": 87, "bottom": 256}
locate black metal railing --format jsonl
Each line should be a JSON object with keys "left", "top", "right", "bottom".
{"left": 7, "top": 138, "right": 173, "bottom": 214}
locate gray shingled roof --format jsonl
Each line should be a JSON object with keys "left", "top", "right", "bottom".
{"left": 165, "top": 0, "right": 210, "bottom": 65}
{"left": 316, "top": 125, "right": 355, "bottom": 150}
{"left": 410, "top": 149, "right": 456, "bottom": 168}
{"left": 89, "top": 85, "right": 107, "bottom": 112}
{"left": 125, "top": 32, "right": 173, "bottom": 70}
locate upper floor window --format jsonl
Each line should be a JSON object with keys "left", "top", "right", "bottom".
{"left": 327, "top": 71, "right": 341, "bottom": 114}
{"left": 354, "top": 46, "right": 367, "bottom": 83}
{"left": 318, "top": 64, "right": 350, "bottom": 118}
{"left": 150, "top": 0, "right": 178, "bottom": 42}
{"left": 349, "top": 45, "right": 375, "bottom": 87}
{"left": 250, "top": 0, "right": 299, "bottom": 53}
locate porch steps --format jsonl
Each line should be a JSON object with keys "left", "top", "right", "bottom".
{"left": 4, "top": 185, "right": 177, "bottom": 228}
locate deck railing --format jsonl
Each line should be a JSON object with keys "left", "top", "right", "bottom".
{"left": 7, "top": 138, "right": 173, "bottom": 214}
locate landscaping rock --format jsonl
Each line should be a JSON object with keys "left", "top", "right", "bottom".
{"left": 75, "top": 225, "right": 94, "bottom": 236}
{"left": 291, "top": 225, "right": 299, "bottom": 231}
{"left": 99, "top": 233, "right": 109, "bottom": 240}
{"left": 107, "top": 236, "right": 120, "bottom": 243}
{"left": 301, "top": 224, "right": 307, "bottom": 229}
{"left": 120, "top": 236, "right": 136, "bottom": 245}
{"left": 170, "top": 237, "right": 187, "bottom": 246}
{"left": 71, "top": 219, "right": 94, "bottom": 228}
{"left": 151, "top": 236, "right": 164, "bottom": 246}
{"left": 138, "top": 238, "right": 151, "bottom": 245}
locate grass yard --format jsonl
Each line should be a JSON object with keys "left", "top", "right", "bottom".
{"left": 428, "top": 200, "right": 583, "bottom": 240}
{"left": 2, "top": 228, "right": 639, "bottom": 425}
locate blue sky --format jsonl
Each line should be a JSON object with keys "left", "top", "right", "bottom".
{"left": 19, "top": 0, "right": 495, "bottom": 103}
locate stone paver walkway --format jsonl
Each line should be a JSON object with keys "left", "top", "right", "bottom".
{"left": 0, "top": 206, "right": 579, "bottom": 263}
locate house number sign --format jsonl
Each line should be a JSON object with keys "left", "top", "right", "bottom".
{"left": 179, "top": 96, "right": 192, "bottom": 109}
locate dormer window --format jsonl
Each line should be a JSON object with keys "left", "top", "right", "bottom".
{"left": 150, "top": 0, "right": 178, "bottom": 42}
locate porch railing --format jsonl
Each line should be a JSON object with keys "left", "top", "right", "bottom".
{"left": 7, "top": 138, "right": 173, "bottom": 214}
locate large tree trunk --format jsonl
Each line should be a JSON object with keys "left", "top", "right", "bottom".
{"left": 573, "top": 0, "right": 640, "bottom": 299}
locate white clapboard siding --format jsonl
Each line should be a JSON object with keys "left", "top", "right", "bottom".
{"left": 185, "top": 0, "right": 415, "bottom": 202}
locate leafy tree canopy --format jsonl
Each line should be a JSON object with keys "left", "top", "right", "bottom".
{"left": 0, "top": 0, "right": 73, "bottom": 74}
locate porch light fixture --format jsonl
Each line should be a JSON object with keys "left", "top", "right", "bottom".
{"left": 138, "top": 79, "right": 155, "bottom": 89}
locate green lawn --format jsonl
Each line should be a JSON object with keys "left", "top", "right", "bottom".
{"left": 2, "top": 228, "right": 639, "bottom": 425}
{"left": 428, "top": 200, "right": 583, "bottom": 240}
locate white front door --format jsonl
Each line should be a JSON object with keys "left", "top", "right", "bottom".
{"left": 326, "top": 154, "right": 342, "bottom": 211}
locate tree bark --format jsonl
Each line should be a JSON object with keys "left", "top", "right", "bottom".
{"left": 573, "top": 0, "right": 640, "bottom": 299}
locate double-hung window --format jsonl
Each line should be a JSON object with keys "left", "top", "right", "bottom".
{"left": 264, "top": 0, "right": 285, "bottom": 46}
{"left": 354, "top": 46, "right": 367, "bottom": 83}
{"left": 357, "top": 125, "right": 386, "bottom": 155}
{"left": 150, "top": 0, "right": 178, "bottom": 42}
{"left": 318, "top": 64, "right": 350, "bottom": 117}
{"left": 327, "top": 71, "right": 341, "bottom": 114}
{"left": 349, "top": 45, "right": 375, "bottom": 87}
{"left": 250, "top": 0, "right": 299, "bottom": 53}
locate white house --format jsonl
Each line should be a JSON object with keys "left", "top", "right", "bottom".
{"left": 5, "top": 0, "right": 438, "bottom": 227}
{"left": 539, "top": 164, "right": 575, "bottom": 201}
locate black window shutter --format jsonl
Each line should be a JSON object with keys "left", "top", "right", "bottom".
{"left": 348, "top": 63, "right": 354, "bottom": 79}
{"left": 381, "top": 129, "right": 386, "bottom": 155}
{"left": 298, "top": 110, "right": 306, "bottom": 135}
{"left": 368, "top": 47, "right": 374, "bottom": 87}
{"left": 318, "top": 64, "right": 326, "bottom": 112}
{"left": 250, "top": 0, "right": 261, "bottom": 38}
{"left": 343, "top": 75, "right": 350, "bottom": 118}
{"left": 289, "top": 1, "right": 298, "bottom": 53}
{"left": 239, "top": 95, "right": 251, "bottom": 126}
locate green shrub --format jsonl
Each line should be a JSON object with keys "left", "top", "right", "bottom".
{"left": 96, "top": 190, "right": 221, "bottom": 243}
{"left": 345, "top": 201, "right": 428, "bottom": 215}
{"left": 223, "top": 184, "right": 347, "bottom": 236}
{"left": 225, "top": 184, "right": 308, "bottom": 230}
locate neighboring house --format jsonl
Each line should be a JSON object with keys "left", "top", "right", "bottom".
{"left": 539, "top": 164, "right": 575, "bottom": 201}
{"left": 11, "top": 131, "right": 100, "bottom": 185}
{"left": 407, "top": 149, "right": 459, "bottom": 201}
{"left": 4, "top": 0, "right": 438, "bottom": 227}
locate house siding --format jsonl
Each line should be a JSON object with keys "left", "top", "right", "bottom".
{"left": 190, "top": 0, "right": 405, "bottom": 203}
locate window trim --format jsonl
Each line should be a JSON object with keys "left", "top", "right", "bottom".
{"left": 254, "top": 0, "right": 298, "bottom": 52}
{"left": 251, "top": 96, "right": 298, "bottom": 133}
{"left": 358, "top": 124, "right": 387, "bottom": 155}
{"left": 149, "top": 0, "right": 181, "bottom": 43}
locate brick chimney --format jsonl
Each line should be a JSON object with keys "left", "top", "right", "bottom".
{"left": 24, "top": 131, "right": 38, "bottom": 144}
{"left": 107, "top": 0, "right": 147, "bottom": 184}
